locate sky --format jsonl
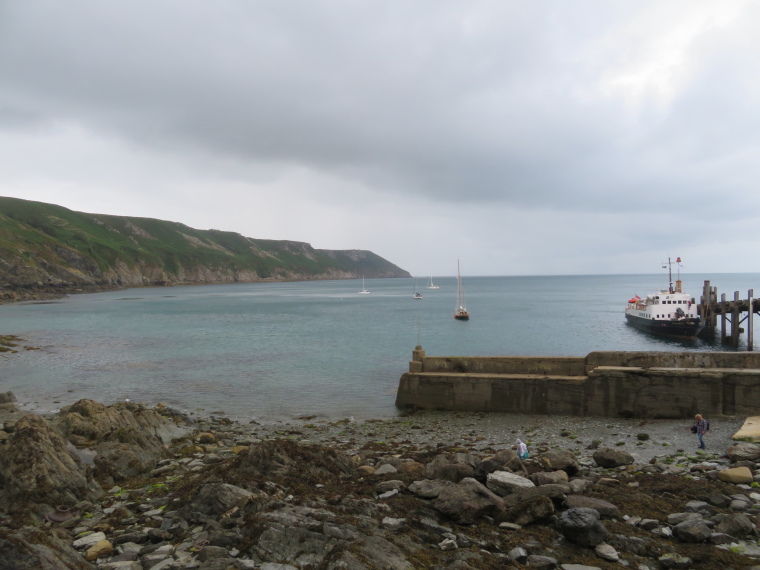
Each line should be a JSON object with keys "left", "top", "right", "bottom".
{"left": 1, "top": 1, "right": 759, "bottom": 277}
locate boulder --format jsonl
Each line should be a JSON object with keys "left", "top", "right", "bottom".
{"left": 476, "top": 448, "right": 520, "bottom": 477}
{"left": 530, "top": 470, "right": 569, "bottom": 486}
{"left": 717, "top": 466, "right": 754, "bottom": 484}
{"left": 502, "top": 484, "right": 570, "bottom": 509}
{"left": 408, "top": 479, "right": 455, "bottom": 499}
{"left": 592, "top": 448, "right": 634, "bottom": 468}
{"left": 236, "top": 439, "right": 355, "bottom": 481}
{"left": 0, "top": 414, "right": 102, "bottom": 518}
{"left": 0, "top": 391, "right": 17, "bottom": 404}
{"left": 0, "top": 526, "right": 93, "bottom": 570}
{"left": 503, "top": 494, "right": 554, "bottom": 526}
{"left": 53, "top": 400, "right": 183, "bottom": 484}
{"left": 556, "top": 507, "right": 608, "bottom": 547}
{"left": 563, "top": 496, "right": 619, "bottom": 519}
{"left": 486, "top": 471, "right": 535, "bottom": 496}
{"left": 672, "top": 518, "right": 711, "bottom": 543}
{"left": 184, "top": 482, "right": 262, "bottom": 517}
{"left": 396, "top": 461, "right": 425, "bottom": 478}
{"left": 726, "top": 442, "right": 760, "bottom": 462}
{"left": 425, "top": 454, "right": 476, "bottom": 482}
{"left": 714, "top": 513, "right": 755, "bottom": 537}
{"left": 432, "top": 477, "right": 505, "bottom": 525}
{"left": 431, "top": 463, "right": 475, "bottom": 483}
{"left": 538, "top": 450, "right": 579, "bottom": 475}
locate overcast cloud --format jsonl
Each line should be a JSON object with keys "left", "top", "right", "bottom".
{"left": 1, "top": 1, "right": 759, "bottom": 276}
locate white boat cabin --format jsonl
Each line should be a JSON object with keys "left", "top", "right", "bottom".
{"left": 626, "top": 280, "right": 698, "bottom": 322}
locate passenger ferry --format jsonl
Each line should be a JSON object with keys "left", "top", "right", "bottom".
{"left": 625, "top": 257, "right": 703, "bottom": 339}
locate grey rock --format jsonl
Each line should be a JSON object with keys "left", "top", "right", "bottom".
{"left": 374, "top": 463, "right": 398, "bottom": 475}
{"left": 254, "top": 522, "right": 335, "bottom": 567}
{"left": 563, "top": 495, "right": 619, "bottom": 519}
{"left": 376, "top": 480, "right": 405, "bottom": 493}
{"left": 502, "top": 483, "right": 570, "bottom": 508}
{"left": 658, "top": 552, "right": 693, "bottom": 569}
{"left": 504, "top": 494, "right": 555, "bottom": 526}
{"left": 0, "top": 525, "right": 94, "bottom": 570}
{"left": 594, "top": 542, "right": 619, "bottom": 561}
{"left": 714, "top": 512, "right": 755, "bottom": 537}
{"left": 72, "top": 531, "right": 106, "bottom": 550}
{"left": 99, "top": 562, "right": 143, "bottom": 570}
{"left": 408, "top": 479, "right": 454, "bottom": 499}
{"left": 198, "top": 545, "right": 229, "bottom": 561}
{"left": 540, "top": 450, "right": 580, "bottom": 475}
{"left": 566, "top": 478, "right": 593, "bottom": 493}
{"left": 508, "top": 546, "right": 528, "bottom": 562}
{"left": 530, "top": 470, "right": 569, "bottom": 486}
{"left": 709, "top": 532, "right": 736, "bottom": 544}
{"left": 672, "top": 518, "right": 712, "bottom": 543}
{"left": 666, "top": 512, "right": 702, "bottom": 525}
{"left": 526, "top": 555, "right": 558, "bottom": 569}
{"left": 592, "top": 448, "right": 634, "bottom": 468}
{"left": 431, "top": 462, "right": 475, "bottom": 483}
{"left": 684, "top": 500, "right": 716, "bottom": 516}
{"left": 486, "top": 470, "right": 535, "bottom": 496}
{"left": 378, "top": 488, "right": 399, "bottom": 499}
{"left": 556, "top": 507, "right": 608, "bottom": 547}
{"left": 727, "top": 442, "right": 760, "bottom": 462}
{"left": 0, "top": 414, "right": 102, "bottom": 517}
{"left": 707, "top": 491, "right": 732, "bottom": 507}
{"left": 381, "top": 517, "right": 406, "bottom": 532}
{"left": 184, "top": 482, "right": 259, "bottom": 517}
{"left": 433, "top": 477, "right": 505, "bottom": 525}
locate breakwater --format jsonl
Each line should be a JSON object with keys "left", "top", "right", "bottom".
{"left": 395, "top": 346, "right": 760, "bottom": 419}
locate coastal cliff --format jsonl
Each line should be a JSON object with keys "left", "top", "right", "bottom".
{"left": 0, "top": 196, "right": 410, "bottom": 301}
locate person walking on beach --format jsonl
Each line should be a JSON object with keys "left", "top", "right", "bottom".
{"left": 694, "top": 414, "right": 708, "bottom": 449}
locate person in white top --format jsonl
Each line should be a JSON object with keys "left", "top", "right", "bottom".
{"left": 516, "top": 439, "right": 529, "bottom": 460}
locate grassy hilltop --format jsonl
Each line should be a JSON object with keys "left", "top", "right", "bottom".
{"left": 0, "top": 196, "right": 409, "bottom": 300}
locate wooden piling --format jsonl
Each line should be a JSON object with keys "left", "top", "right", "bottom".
{"left": 699, "top": 280, "right": 758, "bottom": 350}
{"left": 749, "top": 289, "right": 754, "bottom": 351}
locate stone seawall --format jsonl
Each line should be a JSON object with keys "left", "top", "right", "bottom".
{"left": 396, "top": 346, "right": 760, "bottom": 419}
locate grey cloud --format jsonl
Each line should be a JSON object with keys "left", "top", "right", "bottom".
{"left": 0, "top": 1, "right": 759, "bottom": 275}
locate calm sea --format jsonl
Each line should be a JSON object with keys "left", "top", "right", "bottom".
{"left": 1, "top": 273, "right": 757, "bottom": 421}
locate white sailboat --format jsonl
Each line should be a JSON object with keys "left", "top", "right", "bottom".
{"left": 454, "top": 260, "right": 469, "bottom": 320}
{"left": 413, "top": 278, "right": 422, "bottom": 299}
{"left": 358, "top": 275, "right": 371, "bottom": 294}
{"left": 426, "top": 276, "right": 440, "bottom": 289}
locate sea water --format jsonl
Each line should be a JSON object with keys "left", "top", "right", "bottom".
{"left": 1, "top": 273, "right": 757, "bottom": 421}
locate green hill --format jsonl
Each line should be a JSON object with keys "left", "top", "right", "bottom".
{"left": 0, "top": 196, "right": 410, "bottom": 301}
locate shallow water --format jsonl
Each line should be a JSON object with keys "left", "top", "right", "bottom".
{"left": 1, "top": 273, "right": 757, "bottom": 421}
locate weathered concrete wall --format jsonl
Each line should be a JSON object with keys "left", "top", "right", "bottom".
{"left": 396, "top": 347, "right": 760, "bottom": 419}
{"left": 420, "top": 356, "right": 586, "bottom": 376}
{"left": 585, "top": 351, "right": 760, "bottom": 374}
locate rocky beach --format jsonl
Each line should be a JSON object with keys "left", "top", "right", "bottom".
{"left": 2, "top": 393, "right": 760, "bottom": 569}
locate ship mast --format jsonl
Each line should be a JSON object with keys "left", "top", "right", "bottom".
{"left": 664, "top": 256, "right": 683, "bottom": 294}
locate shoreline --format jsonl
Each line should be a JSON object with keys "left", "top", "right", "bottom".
{"left": 4, "top": 395, "right": 742, "bottom": 465}
{"left": 3, "top": 394, "right": 758, "bottom": 569}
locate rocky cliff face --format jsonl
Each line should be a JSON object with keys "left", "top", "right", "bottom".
{"left": 0, "top": 196, "right": 410, "bottom": 301}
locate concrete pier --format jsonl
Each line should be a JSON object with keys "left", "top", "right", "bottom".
{"left": 396, "top": 346, "right": 760, "bottom": 419}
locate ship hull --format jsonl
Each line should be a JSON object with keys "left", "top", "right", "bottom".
{"left": 625, "top": 313, "right": 703, "bottom": 340}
